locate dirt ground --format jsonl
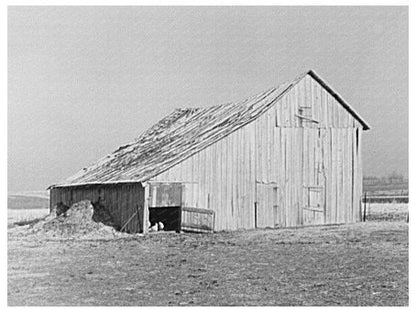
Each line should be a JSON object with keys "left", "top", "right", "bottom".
{"left": 8, "top": 220, "right": 408, "bottom": 306}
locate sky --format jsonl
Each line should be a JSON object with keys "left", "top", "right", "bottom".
{"left": 8, "top": 6, "right": 408, "bottom": 192}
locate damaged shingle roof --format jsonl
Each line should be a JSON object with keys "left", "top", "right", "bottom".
{"left": 50, "top": 70, "right": 369, "bottom": 188}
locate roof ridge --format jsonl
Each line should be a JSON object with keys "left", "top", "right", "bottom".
{"left": 306, "top": 70, "right": 370, "bottom": 130}
{"left": 50, "top": 70, "right": 369, "bottom": 188}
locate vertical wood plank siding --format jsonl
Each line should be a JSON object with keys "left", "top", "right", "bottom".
{"left": 50, "top": 183, "right": 145, "bottom": 233}
{"left": 50, "top": 74, "right": 365, "bottom": 233}
{"left": 151, "top": 74, "right": 364, "bottom": 231}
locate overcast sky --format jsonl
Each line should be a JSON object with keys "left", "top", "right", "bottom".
{"left": 8, "top": 6, "right": 408, "bottom": 192}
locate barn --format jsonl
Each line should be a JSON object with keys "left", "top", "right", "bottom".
{"left": 48, "top": 70, "right": 370, "bottom": 233}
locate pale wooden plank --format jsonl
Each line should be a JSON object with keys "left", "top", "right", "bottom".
{"left": 323, "top": 129, "right": 330, "bottom": 223}
{"left": 315, "top": 80, "right": 322, "bottom": 126}
{"left": 357, "top": 128, "right": 363, "bottom": 221}
{"left": 283, "top": 128, "right": 288, "bottom": 227}
{"left": 330, "top": 128, "right": 337, "bottom": 223}
{"left": 344, "top": 128, "right": 350, "bottom": 223}
{"left": 228, "top": 134, "right": 235, "bottom": 230}
{"left": 290, "top": 129, "right": 295, "bottom": 226}
{"left": 343, "top": 129, "right": 349, "bottom": 222}
{"left": 334, "top": 129, "right": 340, "bottom": 223}
{"left": 237, "top": 127, "right": 243, "bottom": 228}
{"left": 340, "top": 129, "right": 346, "bottom": 223}
{"left": 344, "top": 128, "right": 350, "bottom": 222}
{"left": 352, "top": 128, "right": 359, "bottom": 221}
{"left": 322, "top": 88, "right": 328, "bottom": 128}
{"left": 337, "top": 128, "right": 344, "bottom": 223}
{"left": 299, "top": 79, "right": 306, "bottom": 128}
{"left": 310, "top": 78, "right": 315, "bottom": 125}
{"left": 296, "top": 128, "right": 303, "bottom": 225}
{"left": 289, "top": 128, "right": 295, "bottom": 226}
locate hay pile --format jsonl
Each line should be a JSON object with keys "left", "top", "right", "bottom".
{"left": 27, "top": 200, "right": 127, "bottom": 239}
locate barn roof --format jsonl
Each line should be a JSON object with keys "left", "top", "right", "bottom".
{"left": 50, "top": 70, "right": 369, "bottom": 188}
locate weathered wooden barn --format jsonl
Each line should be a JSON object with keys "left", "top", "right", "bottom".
{"left": 49, "top": 70, "right": 370, "bottom": 233}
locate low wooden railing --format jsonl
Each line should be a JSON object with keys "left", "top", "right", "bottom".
{"left": 181, "top": 207, "right": 215, "bottom": 233}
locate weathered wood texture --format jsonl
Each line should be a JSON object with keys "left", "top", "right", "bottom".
{"left": 151, "top": 74, "right": 364, "bottom": 231}
{"left": 181, "top": 207, "right": 215, "bottom": 233}
{"left": 148, "top": 182, "right": 183, "bottom": 208}
{"left": 50, "top": 183, "right": 145, "bottom": 233}
{"left": 49, "top": 73, "right": 365, "bottom": 233}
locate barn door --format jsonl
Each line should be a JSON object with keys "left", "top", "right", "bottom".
{"left": 302, "top": 129, "right": 326, "bottom": 225}
{"left": 255, "top": 183, "right": 281, "bottom": 228}
{"left": 181, "top": 207, "right": 215, "bottom": 233}
{"left": 148, "top": 182, "right": 183, "bottom": 232}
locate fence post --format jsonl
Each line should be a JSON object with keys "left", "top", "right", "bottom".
{"left": 142, "top": 183, "right": 149, "bottom": 234}
{"left": 363, "top": 192, "right": 367, "bottom": 222}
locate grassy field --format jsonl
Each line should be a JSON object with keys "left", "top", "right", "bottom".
{"left": 8, "top": 208, "right": 50, "bottom": 225}
{"left": 8, "top": 211, "right": 408, "bottom": 306}
{"left": 8, "top": 194, "right": 49, "bottom": 210}
{"left": 365, "top": 203, "right": 408, "bottom": 222}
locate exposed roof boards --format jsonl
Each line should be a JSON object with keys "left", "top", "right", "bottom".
{"left": 50, "top": 70, "right": 369, "bottom": 188}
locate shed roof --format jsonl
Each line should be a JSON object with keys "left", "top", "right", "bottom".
{"left": 50, "top": 70, "right": 369, "bottom": 188}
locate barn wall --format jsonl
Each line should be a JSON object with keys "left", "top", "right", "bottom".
{"left": 151, "top": 74, "right": 364, "bottom": 231}
{"left": 151, "top": 122, "right": 256, "bottom": 231}
{"left": 274, "top": 74, "right": 358, "bottom": 129}
{"left": 50, "top": 183, "right": 145, "bottom": 233}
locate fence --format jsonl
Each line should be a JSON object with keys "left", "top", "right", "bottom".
{"left": 361, "top": 192, "right": 409, "bottom": 222}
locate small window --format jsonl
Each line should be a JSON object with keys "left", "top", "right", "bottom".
{"left": 298, "top": 106, "right": 312, "bottom": 118}
{"left": 305, "top": 186, "right": 324, "bottom": 211}
{"left": 296, "top": 106, "right": 319, "bottom": 125}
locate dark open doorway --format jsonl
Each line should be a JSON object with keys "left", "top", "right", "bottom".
{"left": 149, "top": 206, "right": 181, "bottom": 232}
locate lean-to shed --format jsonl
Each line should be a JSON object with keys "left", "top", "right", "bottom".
{"left": 49, "top": 70, "right": 370, "bottom": 233}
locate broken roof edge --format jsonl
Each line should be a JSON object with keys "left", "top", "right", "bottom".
{"left": 136, "top": 80, "right": 303, "bottom": 183}
{"left": 307, "top": 69, "right": 370, "bottom": 130}
{"left": 47, "top": 107, "right": 196, "bottom": 190}
{"left": 48, "top": 74, "right": 307, "bottom": 190}
{"left": 48, "top": 70, "right": 369, "bottom": 190}
{"left": 47, "top": 179, "right": 144, "bottom": 190}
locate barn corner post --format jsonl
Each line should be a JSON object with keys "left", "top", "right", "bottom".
{"left": 142, "top": 182, "right": 150, "bottom": 234}
{"left": 48, "top": 187, "right": 53, "bottom": 213}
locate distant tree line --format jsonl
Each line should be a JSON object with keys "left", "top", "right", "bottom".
{"left": 364, "top": 172, "right": 408, "bottom": 186}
